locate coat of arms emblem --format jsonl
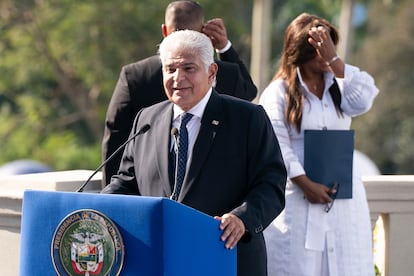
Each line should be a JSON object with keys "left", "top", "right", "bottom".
{"left": 51, "top": 209, "right": 124, "bottom": 275}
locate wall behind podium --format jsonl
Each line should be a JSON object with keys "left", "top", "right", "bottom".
{"left": 0, "top": 170, "right": 101, "bottom": 275}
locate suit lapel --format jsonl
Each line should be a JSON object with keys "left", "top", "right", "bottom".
{"left": 178, "top": 91, "right": 223, "bottom": 201}
{"left": 153, "top": 104, "right": 174, "bottom": 196}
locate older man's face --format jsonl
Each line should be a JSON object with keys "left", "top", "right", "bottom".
{"left": 162, "top": 49, "right": 217, "bottom": 111}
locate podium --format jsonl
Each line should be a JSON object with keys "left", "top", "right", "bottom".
{"left": 19, "top": 190, "right": 236, "bottom": 275}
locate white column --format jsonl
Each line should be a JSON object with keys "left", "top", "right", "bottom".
{"left": 337, "top": 0, "right": 354, "bottom": 61}
{"left": 250, "top": 0, "right": 272, "bottom": 102}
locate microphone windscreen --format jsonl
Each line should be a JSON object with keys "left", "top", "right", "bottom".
{"left": 171, "top": 127, "right": 179, "bottom": 137}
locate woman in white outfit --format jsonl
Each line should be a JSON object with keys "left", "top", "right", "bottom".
{"left": 259, "top": 13, "right": 379, "bottom": 276}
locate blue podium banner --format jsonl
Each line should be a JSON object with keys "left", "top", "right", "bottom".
{"left": 20, "top": 190, "right": 236, "bottom": 275}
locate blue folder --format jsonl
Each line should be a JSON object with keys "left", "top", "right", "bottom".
{"left": 304, "top": 129, "right": 354, "bottom": 199}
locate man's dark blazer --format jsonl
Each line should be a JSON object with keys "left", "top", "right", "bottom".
{"left": 102, "top": 47, "right": 257, "bottom": 186}
{"left": 101, "top": 90, "right": 287, "bottom": 276}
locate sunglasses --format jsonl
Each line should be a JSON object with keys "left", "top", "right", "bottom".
{"left": 325, "top": 182, "right": 340, "bottom": 213}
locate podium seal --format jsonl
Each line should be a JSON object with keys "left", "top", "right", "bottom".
{"left": 51, "top": 209, "right": 124, "bottom": 275}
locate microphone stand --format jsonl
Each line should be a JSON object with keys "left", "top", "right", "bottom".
{"left": 170, "top": 127, "right": 179, "bottom": 200}
{"left": 76, "top": 124, "right": 150, "bottom": 192}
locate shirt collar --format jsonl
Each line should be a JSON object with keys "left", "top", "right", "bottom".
{"left": 172, "top": 88, "right": 212, "bottom": 121}
{"left": 297, "top": 67, "right": 335, "bottom": 93}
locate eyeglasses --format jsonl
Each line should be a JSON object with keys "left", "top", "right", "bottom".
{"left": 325, "top": 182, "right": 340, "bottom": 213}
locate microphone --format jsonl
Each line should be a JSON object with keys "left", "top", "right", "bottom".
{"left": 170, "top": 127, "right": 179, "bottom": 200}
{"left": 76, "top": 124, "right": 151, "bottom": 192}
{"left": 171, "top": 127, "right": 179, "bottom": 146}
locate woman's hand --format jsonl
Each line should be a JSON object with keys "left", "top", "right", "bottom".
{"left": 308, "top": 26, "right": 344, "bottom": 77}
{"left": 308, "top": 26, "right": 337, "bottom": 63}
{"left": 292, "top": 175, "right": 334, "bottom": 204}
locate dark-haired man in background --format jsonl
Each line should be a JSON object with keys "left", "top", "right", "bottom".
{"left": 101, "top": 0, "right": 257, "bottom": 186}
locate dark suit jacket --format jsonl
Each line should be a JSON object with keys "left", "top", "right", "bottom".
{"left": 102, "top": 46, "right": 257, "bottom": 186}
{"left": 102, "top": 91, "right": 287, "bottom": 276}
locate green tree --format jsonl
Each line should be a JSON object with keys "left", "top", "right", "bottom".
{"left": 3, "top": 0, "right": 408, "bottom": 175}
{"left": 351, "top": 0, "right": 414, "bottom": 174}
{"left": 0, "top": 0, "right": 168, "bottom": 169}
{"left": 267, "top": 0, "right": 342, "bottom": 81}
{"left": 0, "top": 0, "right": 254, "bottom": 170}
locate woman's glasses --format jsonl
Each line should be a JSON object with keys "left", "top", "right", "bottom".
{"left": 325, "top": 182, "right": 340, "bottom": 213}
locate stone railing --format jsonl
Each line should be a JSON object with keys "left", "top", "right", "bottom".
{"left": 0, "top": 170, "right": 101, "bottom": 275}
{"left": 363, "top": 175, "right": 414, "bottom": 276}
{"left": 1, "top": 172, "right": 413, "bottom": 275}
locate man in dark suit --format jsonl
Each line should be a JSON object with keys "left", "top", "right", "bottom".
{"left": 101, "top": 30, "right": 286, "bottom": 276}
{"left": 102, "top": 0, "right": 257, "bottom": 186}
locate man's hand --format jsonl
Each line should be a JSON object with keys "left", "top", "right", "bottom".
{"left": 214, "top": 213, "right": 245, "bottom": 249}
{"left": 202, "top": 18, "right": 228, "bottom": 50}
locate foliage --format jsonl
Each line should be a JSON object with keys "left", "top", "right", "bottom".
{"left": 1, "top": 0, "right": 413, "bottom": 175}
{"left": 375, "top": 264, "right": 381, "bottom": 276}
{"left": 0, "top": 0, "right": 178, "bottom": 169}
{"left": 0, "top": 0, "right": 254, "bottom": 170}
{"left": 351, "top": 0, "right": 414, "bottom": 174}
{"left": 268, "top": 0, "right": 342, "bottom": 81}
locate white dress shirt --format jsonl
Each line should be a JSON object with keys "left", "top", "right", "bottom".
{"left": 171, "top": 88, "right": 212, "bottom": 172}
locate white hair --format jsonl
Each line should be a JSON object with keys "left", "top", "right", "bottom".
{"left": 158, "top": 30, "right": 214, "bottom": 71}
